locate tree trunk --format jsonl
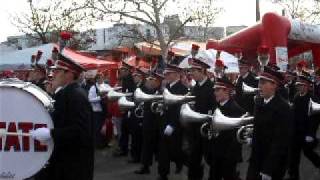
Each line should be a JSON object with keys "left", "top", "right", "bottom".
{"left": 40, "top": 34, "right": 48, "bottom": 44}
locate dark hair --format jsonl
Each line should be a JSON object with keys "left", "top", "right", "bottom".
{"left": 95, "top": 74, "right": 102, "bottom": 81}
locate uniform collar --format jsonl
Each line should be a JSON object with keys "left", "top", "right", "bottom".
{"left": 198, "top": 77, "right": 208, "bottom": 87}
{"left": 241, "top": 72, "right": 249, "bottom": 79}
{"left": 170, "top": 79, "right": 179, "bottom": 88}
{"left": 264, "top": 95, "right": 274, "bottom": 104}
{"left": 54, "top": 86, "right": 65, "bottom": 94}
{"left": 219, "top": 99, "right": 229, "bottom": 107}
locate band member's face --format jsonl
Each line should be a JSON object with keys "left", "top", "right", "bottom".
{"left": 119, "top": 68, "right": 129, "bottom": 78}
{"left": 165, "top": 72, "right": 178, "bottom": 82}
{"left": 45, "top": 82, "right": 54, "bottom": 94}
{"left": 285, "top": 74, "right": 294, "bottom": 82}
{"left": 315, "top": 75, "right": 320, "bottom": 82}
{"left": 145, "top": 78, "right": 160, "bottom": 89}
{"left": 296, "top": 84, "right": 309, "bottom": 94}
{"left": 239, "top": 65, "right": 249, "bottom": 77}
{"left": 214, "top": 88, "right": 229, "bottom": 102}
{"left": 52, "top": 69, "right": 68, "bottom": 88}
{"left": 258, "top": 79, "right": 277, "bottom": 98}
{"left": 133, "top": 74, "right": 143, "bottom": 84}
{"left": 215, "top": 66, "right": 224, "bottom": 77}
{"left": 190, "top": 68, "right": 203, "bottom": 81}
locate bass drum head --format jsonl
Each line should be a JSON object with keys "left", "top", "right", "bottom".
{"left": 0, "top": 85, "right": 54, "bottom": 180}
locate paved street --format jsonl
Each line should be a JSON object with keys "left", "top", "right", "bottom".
{"left": 94, "top": 142, "right": 320, "bottom": 180}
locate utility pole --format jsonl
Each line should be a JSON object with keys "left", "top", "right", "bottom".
{"left": 256, "top": 0, "right": 261, "bottom": 21}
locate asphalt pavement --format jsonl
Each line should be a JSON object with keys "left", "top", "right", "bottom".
{"left": 93, "top": 141, "right": 320, "bottom": 180}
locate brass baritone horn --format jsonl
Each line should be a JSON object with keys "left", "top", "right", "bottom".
{"left": 151, "top": 101, "right": 164, "bottom": 115}
{"left": 163, "top": 88, "right": 195, "bottom": 105}
{"left": 100, "top": 86, "right": 122, "bottom": 93}
{"left": 180, "top": 103, "right": 211, "bottom": 123}
{"left": 134, "top": 88, "right": 163, "bottom": 103}
{"left": 134, "top": 103, "right": 144, "bottom": 118}
{"left": 236, "top": 124, "right": 254, "bottom": 144}
{"left": 180, "top": 103, "right": 254, "bottom": 131}
{"left": 308, "top": 98, "right": 320, "bottom": 116}
{"left": 118, "top": 96, "right": 135, "bottom": 111}
{"left": 242, "top": 82, "right": 259, "bottom": 95}
{"left": 107, "top": 90, "right": 132, "bottom": 101}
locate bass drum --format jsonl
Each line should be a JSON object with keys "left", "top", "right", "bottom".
{"left": 0, "top": 78, "right": 54, "bottom": 180}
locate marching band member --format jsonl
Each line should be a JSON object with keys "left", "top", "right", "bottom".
{"left": 114, "top": 61, "right": 136, "bottom": 157}
{"left": 28, "top": 64, "right": 47, "bottom": 90}
{"left": 234, "top": 59, "right": 258, "bottom": 114}
{"left": 268, "top": 64, "right": 290, "bottom": 101}
{"left": 157, "top": 64, "right": 188, "bottom": 180}
{"left": 246, "top": 66, "right": 292, "bottom": 180}
{"left": 128, "top": 67, "right": 147, "bottom": 163}
{"left": 135, "top": 72, "right": 164, "bottom": 174}
{"left": 32, "top": 54, "right": 94, "bottom": 180}
{"left": 284, "top": 71, "right": 297, "bottom": 103}
{"left": 187, "top": 59, "right": 216, "bottom": 180}
{"left": 210, "top": 77, "right": 245, "bottom": 180}
{"left": 286, "top": 73, "right": 320, "bottom": 180}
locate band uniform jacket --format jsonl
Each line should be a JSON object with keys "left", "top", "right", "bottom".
{"left": 234, "top": 72, "right": 258, "bottom": 114}
{"left": 211, "top": 99, "right": 245, "bottom": 163}
{"left": 162, "top": 81, "right": 188, "bottom": 131}
{"left": 247, "top": 94, "right": 292, "bottom": 180}
{"left": 293, "top": 92, "right": 312, "bottom": 137}
{"left": 121, "top": 74, "right": 136, "bottom": 93}
{"left": 286, "top": 80, "right": 297, "bottom": 103}
{"left": 50, "top": 82, "right": 94, "bottom": 180}
{"left": 192, "top": 78, "right": 216, "bottom": 114}
{"left": 293, "top": 91, "right": 320, "bottom": 140}
{"left": 142, "top": 88, "right": 161, "bottom": 133}
{"left": 314, "top": 82, "right": 320, "bottom": 102}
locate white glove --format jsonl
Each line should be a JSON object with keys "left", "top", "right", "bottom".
{"left": 246, "top": 138, "right": 252, "bottom": 145}
{"left": 164, "top": 125, "right": 174, "bottom": 136}
{"left": 305, "top": 136, "right": 314, "bottom": 143}
{"left": 31, "top": 128, "right": 51, "bottom": 143}
{"left": 260, "top": 172, "right": 272, "bottom": 180}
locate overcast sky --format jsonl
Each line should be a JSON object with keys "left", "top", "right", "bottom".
{"left": 0, "top": 0, "right": 282, "bottom": 43}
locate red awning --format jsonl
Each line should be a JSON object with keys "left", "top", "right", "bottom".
{"left": 62, "top": 47, "right": 117, "bottom": 70}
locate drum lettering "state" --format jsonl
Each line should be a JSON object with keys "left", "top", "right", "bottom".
{"left": 0, "top": 122, "right": 48, "bottom": 152}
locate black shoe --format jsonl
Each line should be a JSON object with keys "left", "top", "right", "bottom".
{"left": 128, "top": 159, "right": 140, "bottom": 163}
{"left": 157, "top": 175, "right": 168, "bottom": 180}
{"left": 134, "top": 167, "right": 150, "bottom": 174}
{"left": 175, "top": 164, "right": 183, "bottom": 174}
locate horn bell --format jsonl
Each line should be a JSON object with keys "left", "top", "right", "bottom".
{"left": 212, "top": 108, "right": 254, "bottom": 131}
{"left": 242, "top": 82, "right": 259, "bottom": 95}
{"left": 180, "top": 104, "right": 211, "bottom": 124}
{"left": 100, "top": 86, "right": 122, "bottom": 93}
{"left": 134, "top": 88, "right": 163, "bottom": 103}
{"left": 118, "top": 96, "right": 135, "bottom": 111}
{"left": 107, "top": 90, "right": 132, "bottom": 101}
{"left": 308, "top": 98, "right": 320, "bottom": 116}
{"left": 163, "top": 88, "right": 195, "bottom": 105}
